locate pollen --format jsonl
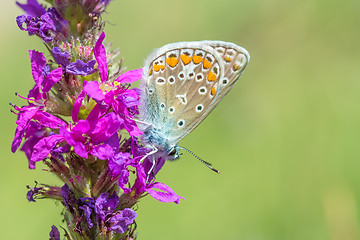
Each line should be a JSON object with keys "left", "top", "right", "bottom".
{"left": 211, "top": 87, "right": 216, "bottom": 96}
{"left": 207, "top": 71, "right": 217, "bottom": 82}
{"left": 166, "top": 57, "right": 179, "bottom": 67}
{"left": 180, "top": 54, "right": 192, "bottom": 65}
{"left": 203, "top": 59, "right": 212, "bottom": 69}
{"left": 193, "top": 55, "right": 203, "bottom": 64}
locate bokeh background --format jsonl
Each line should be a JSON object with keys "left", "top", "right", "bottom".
{"left": 1, "top": 0, "right": 360, "bottom": 239}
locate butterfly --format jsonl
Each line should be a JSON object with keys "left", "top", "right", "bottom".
{"left": 138, "top": 41, "right": 249, "bottom": 173}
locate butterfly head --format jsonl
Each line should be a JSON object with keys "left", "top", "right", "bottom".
{"left": 167, "top": 145, "right": 181, "bottom": 160}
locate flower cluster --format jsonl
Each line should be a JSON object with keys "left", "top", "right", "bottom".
{"left": 12, "top": 1, "right": 183, "bottom": 239}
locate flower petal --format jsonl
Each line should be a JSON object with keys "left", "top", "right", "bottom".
{"left": 108, "top": 208, "right": 137, "bottom": 234}
{"left": 72, "top": 89, "right": 86, "bottom": 122}
{"left": 115, "top": 69, "right": 143, "bottom": 84}
{"left": 146, "top": 182, "right": 185, "bottom": 204}
{"left": 90, "top": 112, "right": 122, "bottom": 144}
{"left": 29, "top": 50, "right": 46, "bottom": 88}
{"left": 16, "top": 0, "right": 47, "bottom": 17}
{"left": 52, "top": 47, "right": 71, "bottom": 66}
{"left": 94, "top": 32, "right": 108, "bottom": 82}
{"left": 49, "top": 225, "right": 60, "bottom": 240}
{"left": 42, "top": 67, "right": 63, "bottom": 92}
{"left": 90, "top": 144, "right": 114, "bottom": 159}
{"left": 33, "top": 111, "right": 66, "bottom": 129}
{"left": 31, "top": 134, "right": 65, "bottom": 162}
{"left": 11, "top": 106, "right": 39, "bottom": 153}
{"left": 66, "top": 59, "right": 96, "bottom": 76}
{"left": 83, "top": 81, "right": 105, "bottom": 101}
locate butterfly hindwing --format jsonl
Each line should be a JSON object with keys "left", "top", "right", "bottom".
{"left": 207, "top": 41, "right": 249, "bottom": 106}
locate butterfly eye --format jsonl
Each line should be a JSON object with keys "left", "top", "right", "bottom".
{"left": 168, "top": 148, "right": 177, "bottom": 156}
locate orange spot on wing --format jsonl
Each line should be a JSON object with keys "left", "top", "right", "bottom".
{"left": 193, "top": 55, "right": 203, "bottom": 64}
{"left": 153, "top": 64, "right": 161, "bottom": 72}
{"left": 224, "top": 56, "right": 232, "bottom": 62}
{"left": 211, "top": 87, "right": 216, "bottom": 96}
{"left": 233, "top": 64, "right": 241, "bottom": 71}
{"left": 203, "top": 59, "right": 212, "bottom": 69}
{"left": 149, "top": 68, "right": 153, "bottom": 76}
{"left": 166, "top": 57, "right": 178, "bottom": 67}
{"left": 207, "top": 71, "right": 217, "bottom": 82}
{"left": 154, "top": 64, "right": 165, "bottom": 72}
{"left": 181, "top": 54, "right": 192, "bottom": 65}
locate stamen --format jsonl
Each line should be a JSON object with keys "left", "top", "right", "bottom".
{"left": 15, "top": 92, "right": 35, "bottom": 102}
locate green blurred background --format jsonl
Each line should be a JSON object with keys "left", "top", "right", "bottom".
{"left": 1, "top": 0, "right": 360, "bottom": 239}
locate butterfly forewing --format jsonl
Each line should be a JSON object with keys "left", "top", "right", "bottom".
{"left": 140, "top": 42, "right": 225, "bottom": 142}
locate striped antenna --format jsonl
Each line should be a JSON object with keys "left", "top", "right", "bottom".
{"left": 178, "top": 146, "right": 220, "bottom": 174}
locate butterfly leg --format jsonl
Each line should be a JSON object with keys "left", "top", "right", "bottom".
{"left": 146, "top": 155, "right": 157, "bottom": 184}
{"left": 139, "top": 147, "right": 158, "bottom": 163}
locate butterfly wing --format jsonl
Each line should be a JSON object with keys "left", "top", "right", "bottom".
{"left": 206, "top": 41, "right": 250, "bottom": 106}
{"left": 139, "top": 41, "right": 249, "bottom": 146}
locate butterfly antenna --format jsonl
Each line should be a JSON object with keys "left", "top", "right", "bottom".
{"left": 178, "top": 146, "right": 220, "bottom": 174}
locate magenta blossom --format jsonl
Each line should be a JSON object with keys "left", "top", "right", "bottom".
{"left": 78, "top": 69, "right": 143, "bottom": 136}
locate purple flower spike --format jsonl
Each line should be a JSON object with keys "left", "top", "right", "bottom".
{"left": 66, "top": 59, "right": 97, "bottom": 76}
{"left": 108, "top": 208, "right": 137, "bottom": 234}
{"left": 16, "top": 0, "right": 46, "bottom": 17}
{"left": 94, "top": 32, "right": 108, "bottom": 82}
{"left": 49, "top": 225, "right": 60, "bottom": 240}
